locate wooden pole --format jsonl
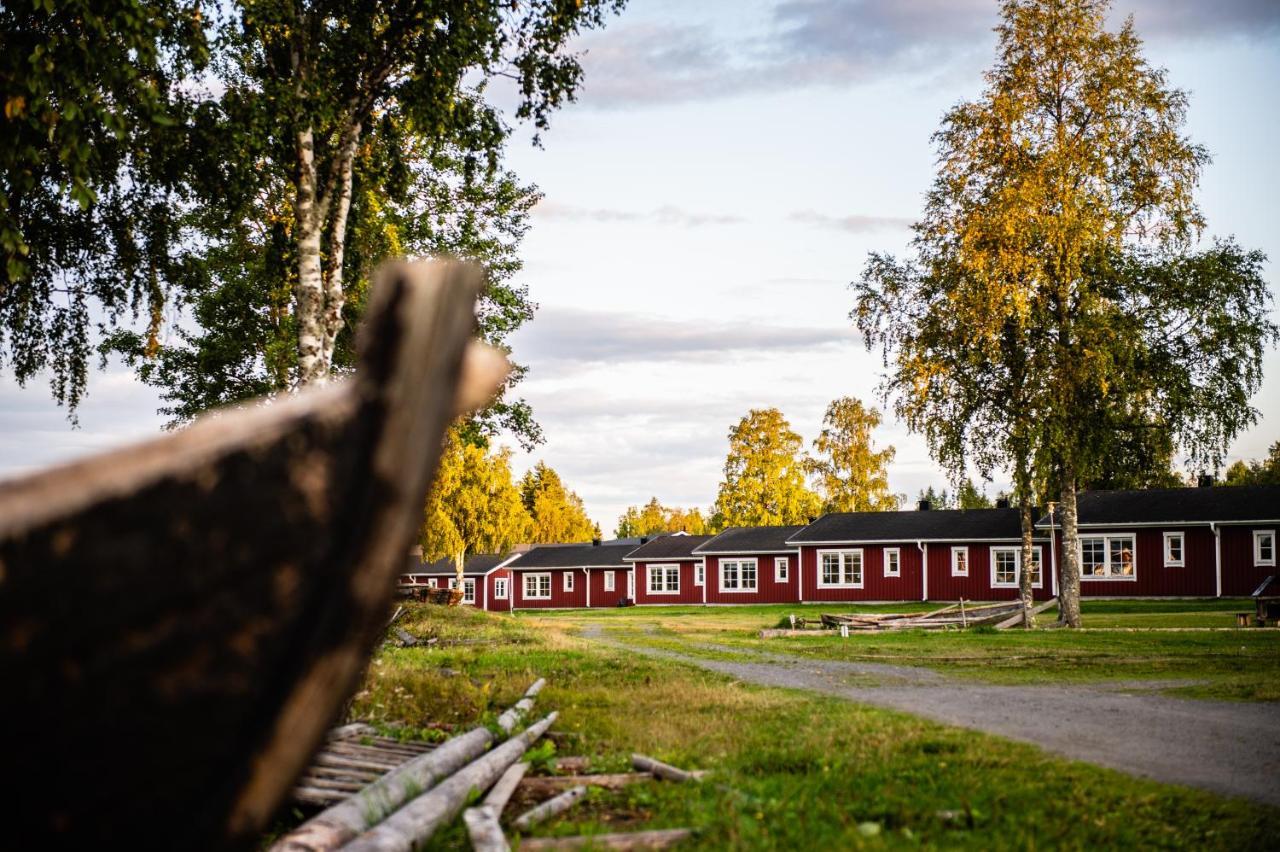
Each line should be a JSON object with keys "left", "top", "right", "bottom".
{"left": 484, "top": 762, "right": 529, "bottom": 813}
{"left": 512, "top": 785, "right": 587, "bottom": 832}
{"left": 272, "top": 679, "right": 543, "bottom": 852}
{"left": 344, "top": 713, "right": 559, "bottom": 852}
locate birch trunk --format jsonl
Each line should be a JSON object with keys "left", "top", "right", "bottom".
{"left": 319, "top": 122, "right": 361, "bottom": 372}
{"left": 1058, "top": 460, "right": 1083, "bottom": 627}
{"left": 1017, "top": 474, "right": 1036, "bottom": 628}
{"left": 295, "top": 124, "right": 327, "bottom": 386}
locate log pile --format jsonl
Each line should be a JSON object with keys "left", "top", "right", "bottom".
{"left": 275, "top": 680, "right": 700, "bottom": 852}
{"left": 818, "top": 598, "right": 1058, "bottom": 632}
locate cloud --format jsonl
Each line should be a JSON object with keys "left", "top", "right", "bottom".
{"left": 573, "top": 0, "right": 1280, "bottom": 108}
{"left": 512, "top": 306, "right": 857, "bottom": 365}
{"left": 788, "top": 210, "right": 915, "bottom": 233}
{"left": 533, "top": 200, "right": 746, "bottom": 227}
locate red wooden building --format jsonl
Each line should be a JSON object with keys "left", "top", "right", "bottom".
{"left": 504, "top": 542, "right": 638, "bottom": 610}
{"left": 788, "top": 506, "right": 1053, "bottom": 602}
{"left": 1037, "top": 486, "right": 1279, "bottom": 597}
{"left": 399, "top": 552, "right": 519, "bottom": 610}
{"left": 625, "top": 533, "right": 715, "bottom": 605}
{"left": 691, "top": 526, "right": 804, "bottom": 604}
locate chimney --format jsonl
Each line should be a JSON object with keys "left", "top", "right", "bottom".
{"left": 995, "top": 498, "right": 1010, "bottom": 509}
{"left": 592, "top": 537, "right": 601, "bottom": 546}
{"left": 640, "top": 536, "right": 649, "bottom": 544}
{"left": 1197, "top": 474, "right": 1214, "bottom": 488}
{"left": 917, "top": 499, "right": 932, "bottom": 511}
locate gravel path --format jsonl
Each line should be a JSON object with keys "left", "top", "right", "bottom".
{"left": 586, "top": 631, "right": 1280, "bottom": 807}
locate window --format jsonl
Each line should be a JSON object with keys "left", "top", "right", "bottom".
{"left": 884, "top": 548, "right": 901, "bottom": 578}
{"left": 695, "top": 562, "right": 705, "bottom": 586}
{"left": 648, "top": 564, "right": 680, "bottom": 594}
{"left": 428, "top": 578, "right": 438, "bottom": 588}
{"left": 817, "top": 550, "right": 862, "bottom": 588}
{"left": 951, "top": 547, "right": 969, "bottom": 577}
{"left": 1163, "top": 532, "right": 1185, "bottom": 567}
{"left": 721, "top": 559, "right": 758, "bottom": 592}
{"left": 1080, "top": 535, "right": 1136, "bottom": 579}
{"left": 462, "top": 578, "right": 476, "bottom": 603}
{"left": 990, "top": 547, "right": 1042, "bottom": 588}
{"left": 563, "top": 572, "right": 574, "bottom": 592}
{"left": 524, "top": 573, "right": 551, "bottom": 600}
{"left": 775, "top": 557, "right": 789, "bottom": 583}
{"left": 604, "top": 571, "right": 615, "bottom": 592}
{"left": 1256, "top": 530, "right": 1276, "bottom": 567}
{"left": 494, "top": 578, "right": 508, "bottom": 600}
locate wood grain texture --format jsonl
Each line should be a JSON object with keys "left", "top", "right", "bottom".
{"left": 0, "top": 260, "right": 503, "bottom": 850}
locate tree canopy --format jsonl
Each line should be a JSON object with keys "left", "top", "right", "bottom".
{"left": 807, "top": 397, "right": 899, "bottom": 513}
{"left": 711, "top": 408, "right": 821, "bottom": 529}
{"left": 615, "top": 498, "right": 708, "bottom": 538}
{"left": 520, "top": 461, "right": 600, "bottom": 544}
{"left": 1221, "top": 442, "right": 1280, "bottom": 487}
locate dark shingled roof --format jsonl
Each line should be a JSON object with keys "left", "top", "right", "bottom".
{"left": 693, "top": 525, "right": 807, "bottom": 554}
{"left": 402, "top": 553, "right": 510, "bottom": 576}
{"left": 506, "top": 543, "right": 637, "bottom": 569}
{"left": 789, "top": 509, "right": 1028, "bottom": 543}
{"left": 624, "top": 534, "right": 716, "bottom": 561}
{"left": 1037, "top": 486, "right": 1280, "bottom": 527}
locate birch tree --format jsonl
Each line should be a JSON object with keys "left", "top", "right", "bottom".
{"left": 856, "top": 0, "right": 1274, "bottom": 627}
{"left": 806, "top": 397, "right": 900, "bottom": 513}
{"left": 519, "top": 462, "right": 599, "bottom": 543}
{"left": 615, "top": 499, "right": 708, "bottom": 538}
{"left": 711, "top": 408, "right": 821, "bottom": 529}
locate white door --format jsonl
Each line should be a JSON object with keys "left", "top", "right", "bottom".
{"left": 626, "top": 570, "right": 635, "bottom": 599}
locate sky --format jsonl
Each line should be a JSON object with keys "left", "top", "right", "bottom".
{"left": 2, "top": 0, "right": 1279, "bottom": 534}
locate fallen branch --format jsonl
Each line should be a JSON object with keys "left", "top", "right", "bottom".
{"left": 271, "top": 678, "right": 544, "bottom": 852}
{"left": 344, "top": 712, "right": 559, "bottom": 852}
{"left": 497, "top": 678, "right": 546, "bottom": 732}
{"left": 485, "top": 762, "right": 529, "bottom": 813}
{"left": 631, "top": 754, "right": 703, "bottom": 783}
{"left": 516, "top": 828, "right": 694, "bottom": 850}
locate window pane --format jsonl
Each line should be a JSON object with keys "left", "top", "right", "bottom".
{"left": 743, "top": 561, "right": 757, "bottom": 589}
{"left": 1111, "top": 538, "right": 1134, "bottom": 576}
{"left": 995, "top": 551, "right": 1016, "bottom": 585}
{"left": 846, "top": 551, "right": 862, "bottom": 584}
{"left": 822, "top": 553, "right": 840, "bottom": 584}
{"left": 1082, "top": 538, "right": 1105, "bottom": 576}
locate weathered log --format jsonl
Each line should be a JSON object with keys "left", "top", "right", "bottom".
{"left": 497, "top": 677, "right": 546, "bottom": 732}
{"left": 631, "top": 755, "right": 704, "bottom": 783}
{"left": 0, "top": 260, "right": 507, "bottom": 849}
{"left": 393, "top": 627, "right": 421, "bottom": 647}
{"left": 344, "top": 712, "right": 559, "bottom": 852}
{"left": 512, "top": 785, "right": 588, "bottom": 832}
{"left": 516, "top": 829, "right": 694, "bottom": 850}
{"left": 517, "top": 774, "right": 652, "bottom": 796}
{"left": 273, "top": 679, "right": 543, "bottom": 852}
{"left": 484, "top": 762, "right": 529, "bottom": 814}
{"left": 463, "top": 805, "right": 510, "bottom": 852}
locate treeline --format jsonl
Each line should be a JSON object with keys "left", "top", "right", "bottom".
{"left": 420, "top": 428, "right": 600, "bottom": 569}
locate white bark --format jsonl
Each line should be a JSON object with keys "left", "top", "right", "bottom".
{"left": 318, "top": 122, "right": 361, "bottom": 373}
{"left": 344, "top": 712, "right": 559, "bottom": 852}
{"left": 630, "top": 754, "right": 703, "bottom": 783}
{"left": 295, "top": 123, "right": 327, "bottom": 387}
{"left": 1058, "top": 461, "right": 1082, "bottom": 628}
{"left": 463, "top": 805, "right": 510, "bottom": 852}
{"left": 512, "top": 785, "right": 587, "bottom": 832}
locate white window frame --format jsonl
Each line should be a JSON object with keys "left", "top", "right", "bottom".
{"left": 462, "top": 578, "right": 476, "bottom": 603}
{"left": 1080, "top": 535, "right": 1137, "bottom": 581}
{"left": 989, "top": 546, "right": 1043, "bottom": 589}
{"left": 563, "top": 572, "right": 574, "bottom": 592}
{"left": 884, "top": 547, "right": 901, "bottom": 578}
{"left": 647, "top": 564, "right": 681, "bottom": 595}
{"left": 494, "top": 578, "right": 508, "bottom": 600}
{"left": 428, "top": 578, "right": 438, "bottom": 588}
{"left": 1163, "top": 531, "right": 1185, "bottom": 567}
{"left": 719, "top": 558, "right": 758, "bottom": 592}
{"left": 816, "top": 549, "right": 863, "bottom": 589}
{"left": 604, "top": 571, "right": 616, "bottom": 592}
{"left": 695, "top": 562, "right": 705, "bottom": 586}
{"left": 523, "top": 572, "right": 551, "bottom": 600}
{"left": 1255, "top": 530, "right": 1276, "bottom": 567}
{"left": 775, "top": 556, "right": 789, "bottom": 583}
{"left": 951, "top": 546, "right": 969, "bottom": 577}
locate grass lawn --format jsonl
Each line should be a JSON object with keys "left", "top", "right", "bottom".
{"left": 331, "top": 602, "right": 1280, "bottom": 849}
{"left": 518, "top": 599, "right": 1280, "bottom": 702}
